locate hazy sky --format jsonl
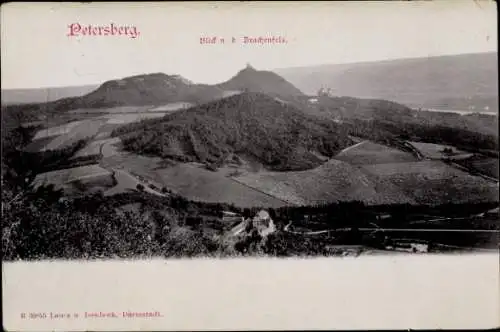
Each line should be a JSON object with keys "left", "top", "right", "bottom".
{"left": 1, "top": 1, "right": 497, "bottom": 89}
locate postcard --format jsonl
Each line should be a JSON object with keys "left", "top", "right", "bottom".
{"left": 1, "top": 1, "right": 499, "bottom": 331}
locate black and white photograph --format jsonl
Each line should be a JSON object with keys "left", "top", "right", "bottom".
{"left": 1, "top": 1, "right": 498, "bottom": 331}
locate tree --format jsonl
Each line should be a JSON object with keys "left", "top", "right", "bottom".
{"left": 136, "top": 184, "right": 145, "bottom": 192}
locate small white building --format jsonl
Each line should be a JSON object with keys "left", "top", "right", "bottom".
{"left": 252, "top": 210, "right": 276, "bottom": 237}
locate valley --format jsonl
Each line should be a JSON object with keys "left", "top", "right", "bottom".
{"left": 2, "top": 59, "right": 498, "bottom": 260}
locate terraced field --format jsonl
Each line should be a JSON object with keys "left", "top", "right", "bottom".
{"left": 334, "top": 141, "right": 417, "bottom": 165}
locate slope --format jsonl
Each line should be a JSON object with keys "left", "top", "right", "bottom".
{"left": 113, "top": 92, "right": 353, "bottom": 171}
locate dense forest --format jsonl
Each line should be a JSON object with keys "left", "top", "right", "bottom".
{"left": 345, "top": 118, "right": 498, "bottom": 153}
{"left": 313, "top": 96, "right": 499, "bottom": 152}
{"left": 111, "top": 92, "right": 353, "bottom": 171}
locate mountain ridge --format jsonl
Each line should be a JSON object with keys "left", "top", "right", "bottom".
{"left": 274, "top": 52, "right": 498, "bottom": 112}
{"left": 2, "top": 67, "right": 304, "bottom": 115}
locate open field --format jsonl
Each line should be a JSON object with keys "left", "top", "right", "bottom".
{"left": 221, "top": 90, "right": 242, "bottom": 98}
{"left": 41, "top": 119, "right": 108, "bottom": 151}
{"left": 153, "top": 163, "right": 289, "bottom": 207}
{"left": 334, "top": 141, "right": 417, "bottom": 165}
{"left": 32, "top": 120, "right": 86, "bottom": 140}
{"left": 72, "top": 137, "right": 122, "bottom": 158}
{"left": 68, "top": 106, "right": 152, "bottom": 114}
{"left": 233, "top": 159, "right": 416, "bottom": 206}
{"left": 362, "top": 161, "right": 499, "bottom": 204}
{"left": 27, "top": 108, "right": 170, "bottom": 151}
{"left": 32, "top": 164, "right": 113, "bottom": 191}
{"left": 104, "top": 169, "right": 165, "bottom": 197}
{"left": 98, "top": 149, "right": 499, "bottom": 208}
{"left": 453, "top": 156, "right": 499, "bottom": 180}
{"left": 232, "top": 158, "right": 499, "bottom": 207}
{"left": 23, "top": 136, "right": 57, "bottom": 152}
{"left": 98, "top": 112, "right": 166, "bottom": 124}
{"left": 408, "top": 141, "right": 472, "bottom": 160}
{"left": 68, "top": 103, "right": 193, "bottom": 114}
{"left": 149, "top": 102, "right": 193, "bottom": 112}
{"left": 100, "top": 153, "right": 288, "bottom": 207}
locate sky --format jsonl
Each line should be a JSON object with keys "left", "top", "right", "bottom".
{"left": 1, "top": 1, "right": 497, "bottom": 89}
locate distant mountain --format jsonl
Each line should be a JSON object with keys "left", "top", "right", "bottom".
{"left": 274, "top": 52, "right": 498, "bottom": 113}
{"left": 217, "top": 65, "right": 305, "bottom": 99}
{"left": 1, "top": 85, "right": 99, "bottom": 105}
{"left": 1, "top": 73, "right": 228, "bottom": 120}
{"left": 112, "top": 92, "right": 352, "bottom": 172}
{"left": 3, "top": 67, "right": 305, "bottom": 115}
{"left": 55, "top": 73, "right": 227, "bottom": 110}
{"left": 76, "top": 73, "right": 226, "bottom": 107}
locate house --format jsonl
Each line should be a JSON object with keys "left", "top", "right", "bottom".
{"left": 252, "top": 210, "right": 276, "bottom": 237}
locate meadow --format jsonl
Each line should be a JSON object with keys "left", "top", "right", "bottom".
{"left": 232, "top": 159, "right": 416, "bottom": 206}
{"left": 333, "top": 140, "right": 417, "bottom": 165}
{"left": 32, "top": 164, "right": 113, "bottom": 190}
{"left": 99, "top": 152, "right": 288, "bottom": 207}
{"left": 361, "top": 161, "right": 499, "bottom": 204}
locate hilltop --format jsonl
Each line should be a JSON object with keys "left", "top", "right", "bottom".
{"left": 217, "top": 65, "right": 305, "bottom": 99}
{"left": 275, "top": 52, "right": 498, "bottom": 113}
{"left": 77, "top": 73, "right": 225, "bottom": 107}
{"left": 112, "top": 92, "right": 353, "bottom": 171}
